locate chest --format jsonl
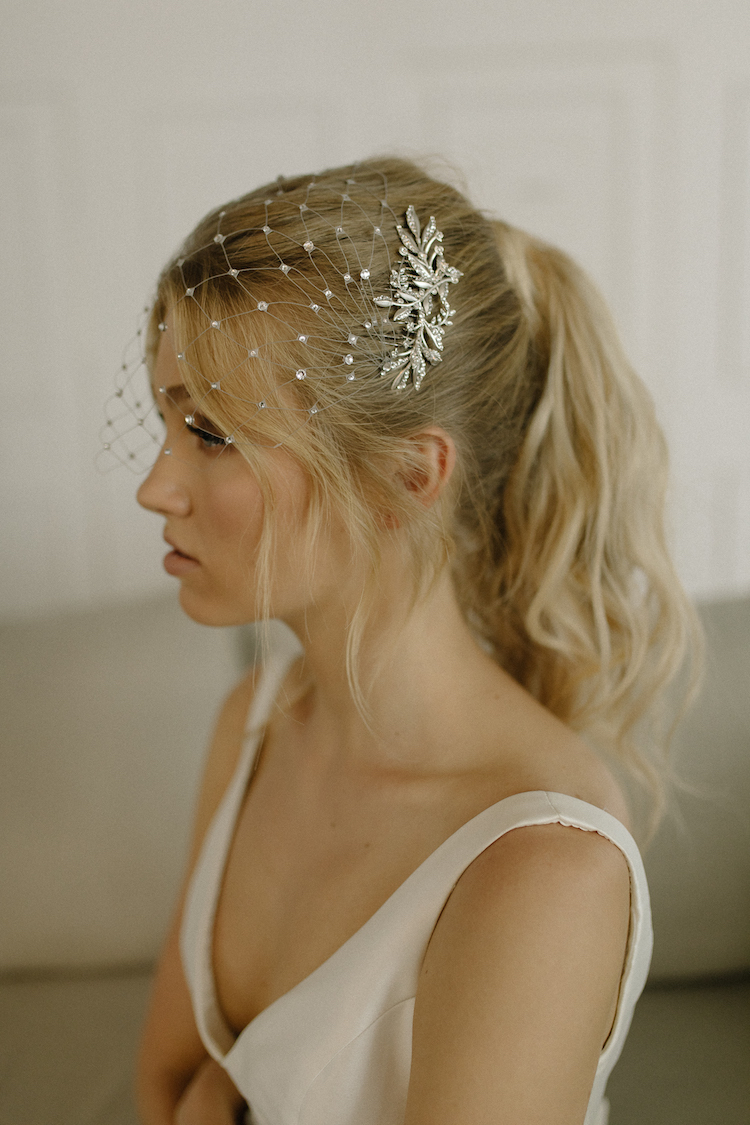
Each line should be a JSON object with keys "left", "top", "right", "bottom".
{"left": 211, "top": 749, "right": 486, "bottom": 1036}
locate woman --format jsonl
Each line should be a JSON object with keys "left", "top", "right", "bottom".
{"left": 128, "top": 157, "right": 699, "bottom": 1125}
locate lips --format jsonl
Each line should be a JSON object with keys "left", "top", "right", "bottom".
{"left": 163, "top": 535, "right": 200, "bottom": 577}
{"left": 164, "top": 535, "right": 197, "bottom": 561}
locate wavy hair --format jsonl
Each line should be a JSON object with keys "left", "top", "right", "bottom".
{"left": 147, "top": 156, "right": 703, "bottom": 827}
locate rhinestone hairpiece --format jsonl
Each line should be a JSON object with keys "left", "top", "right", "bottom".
{"left": 101, "top": 176, "right": 465, "bottom": 474}
{"left": 374, "top": 206, "right": 462, "bottom": 391}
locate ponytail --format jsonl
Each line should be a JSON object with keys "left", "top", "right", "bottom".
{"left": 467, "top": 224, "right": 703, "bottom": 824}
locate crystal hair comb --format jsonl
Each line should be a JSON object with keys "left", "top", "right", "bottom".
{"left": 375, "top": 206, "right": 462, "bottom": 391}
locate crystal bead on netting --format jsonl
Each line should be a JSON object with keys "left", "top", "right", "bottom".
{"left": 228, "top": 268, "right": 239, "bottom": 278}
{"left": 257, "top": 301, "right": 268, "bottom": 311}
{"left": 164, "top": 448, "right": 172, "bottom": 455}
{"left": 344, "top": 354, "right": 354, "bottom": 364}
{"left": 303, "top": 241, "right": 314, "bottom": 252}
{"left": 324, "top": 289, "right": 333, "bottom": 299}
{"left": 225, "top": 435, "right": 234, "bottom": 444}
{"left": 177, "top": 353, "right": 184, "bottom": 360}
{"left": 346, "top": 372, "right": 355, "bottom": 381}
{"left": 177, "top": 258, "right": 185, "bottom": 267}
{"left": 158, "top": 386, "right": 166, "bottom": 394}
{"left": 374, "top": 227, "right": 381, "bottom": 235}
{"left": 336, "top": 226, "right": 344, "bottom": 236}
{"left": 348, "top": 334, "right": 357, "bottom": 345}
{"left": 360, "top": 269, "right": 370, "bottom": 280}
{"left": 298, "top": 334, "right": 308, "bottom": 343}
{"left": 185, "top": 287, "right": 195, "bottom": 296}
{"left": 280, "top": 263, "right": 290, "bottom": 273}
{"left": 310, "top": 303, "right": 320, "bottom": 313}
{"left": 295, "top": 369, "right": 306, "bottom": 380}
{"left": 185, "top": 415, "right": 194, "bottom": 426}
{"left": 158, "top": 322, "right": 167, "bottom": 332}
{"left": 263, "top": 225, "right": 271, "bottom": 234}
{"left": 211, "top": 320, "right": 220, "bottom": 328}
{"left": 309, "top": 405, "right": 318, "bottom": 414}
{"left": 213, "top": 233, "right": 225, "bottom": 244}
{"left": 300, "top": 203, "right": 308, "bottom": 212}
{"left": 344, "top": 274, "right": 352, "bottom": 283}
{"left": 364, "top": 321, "right": 373, "bottom": 329}
{"left": 249, "top": 349, "right": 258, "bottom": 357}
{"left": 342, "top": 194, "right": 350, "bottom": 201}
{"left": 210, "top": 381, "right": 220, "bottom": 390}
{"left": 258, "top": 401, "right": 266, "bottom": 409}
{"left": 346, "top": 178, "right": 356, "bottom": 185}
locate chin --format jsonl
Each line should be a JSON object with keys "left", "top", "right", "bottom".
{"left": 177, "top": 586, "right": 254, "bottom": 628}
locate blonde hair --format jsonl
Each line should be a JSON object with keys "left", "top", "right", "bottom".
{"left": 148, "top": 156, "right": 702, "bottom": 821}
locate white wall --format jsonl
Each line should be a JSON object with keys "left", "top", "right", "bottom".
{"left": 2, "top": 0, "right": 750, "bottom": 620}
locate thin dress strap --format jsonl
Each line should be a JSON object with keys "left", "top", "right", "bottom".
{"left": 180, "top": 622, "right": 303, "bottom": 1057}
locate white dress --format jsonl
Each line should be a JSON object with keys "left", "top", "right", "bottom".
{"left": 181, "top": 627, "right": 652, "bottom": 1125}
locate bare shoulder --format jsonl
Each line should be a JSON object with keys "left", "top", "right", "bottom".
{"left": 553, "top": 737, "right": 633, "bottom": 833}
{"left": 405, "top": 823, "right": 631, "bottom": 1125}
{"left": 484, "top": 667, "right": 634, "bottom": 831}
{"left": 435, "top": 814, "right": 632, "bottom": 971}
{"left": 453, "top": 818, "right": 632, "bottom": 921}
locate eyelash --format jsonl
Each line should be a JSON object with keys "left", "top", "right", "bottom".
{"left": 154, "top": 402, "right": 228, "bottom": 450}
{"left": 185, "top": 421, "right": 226, "bottom": 449}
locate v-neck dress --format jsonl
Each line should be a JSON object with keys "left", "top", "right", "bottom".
{"left": 181, "top": 626, "right": 652, "bottom": 1125}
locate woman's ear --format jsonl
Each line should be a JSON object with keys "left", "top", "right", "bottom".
{"left": 400, "top": 426, "right": 457, "bottom": 509}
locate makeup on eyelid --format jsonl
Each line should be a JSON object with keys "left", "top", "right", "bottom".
{"left": 154, "top": 379, "right": 228, "bottom": 451}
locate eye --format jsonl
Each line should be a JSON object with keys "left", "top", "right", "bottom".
{"left": 184, "top": 414, "right": 226, "bottom": 449}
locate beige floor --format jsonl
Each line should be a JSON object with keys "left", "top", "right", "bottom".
{"left": 0, "top": 970, "right": 748, "bottom": 1125}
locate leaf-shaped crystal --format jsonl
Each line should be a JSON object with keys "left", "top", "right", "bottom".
{"left": 398, "top": 227, "right": 420, "bottom": 255}
{"left": 406, "top": 206, "right": 421, "bottom": 241}
{"left": 376, "top": 206, "right": 462, "bottom": 391}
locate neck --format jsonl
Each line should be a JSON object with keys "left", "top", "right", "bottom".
{"left": 279, "top": 558, "right": 504, "bottom": 773}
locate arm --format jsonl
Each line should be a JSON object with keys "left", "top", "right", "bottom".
{"left": 136, "top": 668, "right": 258, "bottom": 1125}
{"left": 404, "top": 822, "right": 631, "bottom": 1125}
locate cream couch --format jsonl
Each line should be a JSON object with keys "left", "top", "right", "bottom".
{"left": 1, "top": 595, "right": 748, "bottom": 1124}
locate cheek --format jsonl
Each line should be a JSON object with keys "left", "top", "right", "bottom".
{"left": 207, "top": 480, "right": 265, "bottom": 557}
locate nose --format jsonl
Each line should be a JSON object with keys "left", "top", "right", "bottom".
{"left": 136, "top": 448, "right": 191, "bottom": 517}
